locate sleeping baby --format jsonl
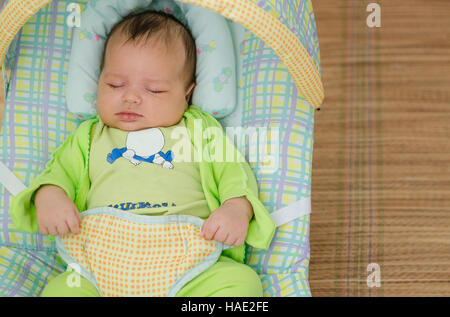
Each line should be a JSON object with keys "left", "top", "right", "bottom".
{"left": 10, "top": 10, "right": 275, "bottom": 297}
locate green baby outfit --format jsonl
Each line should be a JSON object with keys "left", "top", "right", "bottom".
{"left": 87, "top": 118, "right": 211, "bottom": 219}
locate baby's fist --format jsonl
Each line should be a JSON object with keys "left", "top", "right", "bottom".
{"left": 201, "top": 197, "right": 253, "bottom": 247}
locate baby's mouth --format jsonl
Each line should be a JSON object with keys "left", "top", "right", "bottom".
{"left": 116, "top": 112, "right": 143, "bottom": 122}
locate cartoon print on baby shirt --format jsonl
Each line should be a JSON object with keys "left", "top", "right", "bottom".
{"left": 106, "top": 128, "right": 174, "bottom": 169}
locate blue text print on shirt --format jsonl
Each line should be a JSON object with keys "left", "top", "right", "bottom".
{"left": 108, "top": 201, "right": 177, "bottom": 211}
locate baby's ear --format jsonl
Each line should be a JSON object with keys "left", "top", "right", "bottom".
{"left": 185, "top": 82, "right": 196, "bottom": 102}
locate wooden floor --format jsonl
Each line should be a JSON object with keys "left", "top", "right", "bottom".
{"left": 310, "top": 0, "right": 450, "bottom": 296}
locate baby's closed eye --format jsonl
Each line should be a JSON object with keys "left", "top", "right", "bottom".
{"left": 107, "top": 83, "right": 124, "bottom": 89}
{"left": 145, "top": 88, "right": 165, "bottom": 94}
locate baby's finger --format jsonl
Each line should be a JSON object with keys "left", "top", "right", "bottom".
{"left": 56, "top": 221, "right": 69, "bottom": 236}
{"left": 224, "top": 235, "right": 238, "bottom": 247}
{"left": 71, "top": 209, "right": 82, "bottom": 230}
{"left": 66, "top": 216, "right": 80, "bottom": 234}
{"left": 74, "top": 209, "right": 82, "bottom": 224}
{"left": 47, "top": 225, "right": 59, "bottom": 236}
{"left": 212, "top": 228, "right": 228, "bottom": 244}
{"left": 39, "top": 226, "right": 49, "bottom": 236}
{"left": 222, "top": 231, "right": 236, "bottom": 246}
{"left": 201, "top": 221, "right": 219, "bottom": 241}
{"left": 234, "top": 237, "right": 245, "bottom": 247}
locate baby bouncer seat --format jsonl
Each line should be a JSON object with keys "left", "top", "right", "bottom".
{"left": 0, "top": 0, "right": 323, "bottom": 297}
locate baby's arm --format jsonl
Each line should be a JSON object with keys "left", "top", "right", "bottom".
{"left": 201, "top": 196, "right": 253, "bottom": 247}
{"left": 183, "top": 106, "right": 275, "bottom": 250}
{"left": 10, "top": 119, "right": 94, "bottom": 234}
{"left": 34, "top": 184, "right": 81, "bottom": 236}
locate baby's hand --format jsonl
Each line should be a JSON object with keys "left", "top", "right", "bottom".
{"left": 201, "top": 196, "right": 253, "bottom": 247}
{"left": 34, "top": 185, "right": 82, "bottom": 236}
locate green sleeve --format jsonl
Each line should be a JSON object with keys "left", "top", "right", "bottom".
{"left": 187, "top": 106, "right": 276, "bottom": 250}
{"left": 9, "top": 119, "right": 94, "bottom": 234}
{"left": 210, "top": 137, "right": 276, "bottom": 250}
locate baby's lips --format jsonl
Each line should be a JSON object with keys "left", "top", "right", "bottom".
{"left": 116, "top": 112, "right": 143, "bottom": 122}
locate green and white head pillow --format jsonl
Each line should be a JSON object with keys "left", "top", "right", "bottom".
{"left": 66, "top": 0, "right": 236, "bottom": 120}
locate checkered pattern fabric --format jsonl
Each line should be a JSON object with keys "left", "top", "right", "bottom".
{"left": 0, "top": 246, "right": 66, "bottom": 296}
{"left": 0, "top": 0, "right": 321, "bottom": 297}
{"left": 58, "top": 212, "right": 220, "bottom": 297}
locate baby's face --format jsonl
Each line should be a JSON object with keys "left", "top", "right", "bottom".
{"left": 97, "top": 32, "right": 195, "bottom": 131}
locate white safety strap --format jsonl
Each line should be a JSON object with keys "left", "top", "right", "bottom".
{"left": 0, "top": 160, "right": 26, "bottom": 196}
{"left": 270, "top": 196, "right": 311, "bottom": 227}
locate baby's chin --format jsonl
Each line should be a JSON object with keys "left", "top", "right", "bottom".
{"left": 108, "top": 120, "right": 157, "bottom": 131}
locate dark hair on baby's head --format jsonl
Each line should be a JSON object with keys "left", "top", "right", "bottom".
{"left": 100, "top": 10, "right": 196, "bottom": 88}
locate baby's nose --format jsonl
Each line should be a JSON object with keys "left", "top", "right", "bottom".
{"left": 123, "top": 89, "right": 142, "bottom": 105}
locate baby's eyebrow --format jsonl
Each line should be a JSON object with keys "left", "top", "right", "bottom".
{"left": 104, "top": 73, "right": 169, "bottom": 84}
{"left": 142, "top": 77, "right": 169, "bottom": 84}
{"left": 104, "top": 72, "right": 125, "bottom": 79}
